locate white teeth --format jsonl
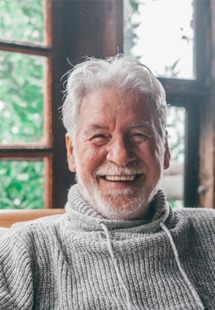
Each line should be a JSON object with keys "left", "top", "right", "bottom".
{"left": 105, "top": 175, "right": 136, "bottom": 181}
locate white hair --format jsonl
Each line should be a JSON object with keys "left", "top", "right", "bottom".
{"left": 62, "top": 54, "right": 167, "bottom": 139}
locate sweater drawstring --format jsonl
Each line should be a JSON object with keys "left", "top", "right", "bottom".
{"left": 160, "top": 222, "right": 205, "bottom": 310}
{"left": 100, "top": 223, "right": 134, "bottom": 310}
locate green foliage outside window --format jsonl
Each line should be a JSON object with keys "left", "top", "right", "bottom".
{"left": 0, "top": 0, "right": 44, "bottom": 43}
{"left": 0, "top": 52, "right": 45, "bottom": 144}
{"left": 0, "top": 161, "right": 44, "bottom": 209}
{"left": 0, "top": 0, "right": 45, "bottom": 209}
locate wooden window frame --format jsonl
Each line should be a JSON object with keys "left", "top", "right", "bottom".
{"left": 0, "top": 0, "right": 53, "bottom": 208}
{"left": 159, "top": 0, "right": 213, "bottom": 207}
{"left": 1, "top": 0, "right": 214, "bottom": 210}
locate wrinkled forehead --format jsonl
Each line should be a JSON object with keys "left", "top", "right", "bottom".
{"left": 79, "top": 87, "right": 152, "bottom": 115}
{"left": 79, "top": 86, "right": 152, "bottom": 110}
{"left": 77, "top": 87, "right": 162, "bottom": 136}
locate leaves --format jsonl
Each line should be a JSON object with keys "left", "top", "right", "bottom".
{"left": 124, "top": 0, "right": 141, "bottom": 56}
{"left": 0, "top": 0, "right": 44, "bottom": 43}
{"left": 0, "top": 50, "right": 45, "bottom": 144}
{"left": 0, "top": 161, "right": 44, "bottom": 209}
{"left": 0, "top": 0, "right": 45, "bottom": 209}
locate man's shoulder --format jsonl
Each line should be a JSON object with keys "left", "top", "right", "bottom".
{"left": 175, "top": 206, "right": 215, "bottom": 217}
{"left": 174, "top": 206, "right": 215, "bottom": 229}
{"left": 1, "top": 214, "right": 66, "bottom": 246}
{"left": 12, "top": 212, "right": 64, "bottom": 228}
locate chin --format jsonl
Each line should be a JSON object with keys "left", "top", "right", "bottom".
{"left": 87, "top": 186, "right": 156, "bottom": 220}
{"left": 77, "top": 174, "right": 160, "bottom": 220}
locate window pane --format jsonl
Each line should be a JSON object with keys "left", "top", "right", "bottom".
{"left": 124, "top": 0, "right": 194, "bottom": 79}
{"left": 0, "top": 160, "right": 45, "bottom": 209}
{"left": 0, "top": 0, "right": 45, "bottom": 44}
{"left": 0, "top": 51, "right": 47, "bottom": 145}
{"left": 160, "top": 107, "right": 186, "bottom": 208}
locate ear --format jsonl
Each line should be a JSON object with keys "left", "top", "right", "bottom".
{"left": 163, "top": 131, "right": 171, "bottom": 170}
{"left": 65, "top": 133, "right": 76, "bottom": 172}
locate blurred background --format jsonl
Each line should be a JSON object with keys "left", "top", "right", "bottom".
{"left": 0, "top": 0, "right": 214, "bottom": 210}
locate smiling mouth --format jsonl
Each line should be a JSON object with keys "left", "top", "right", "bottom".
{"left": 101, "top": 174, "right": 141, "bottom": 182}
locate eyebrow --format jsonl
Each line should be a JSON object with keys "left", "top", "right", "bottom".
{"left": 84, "top": 124, "right": 109, "bottom": 135}
{"left": 128, "top": 121, "right": 152, "bottom": 130}
{"left": 84, "top": 121, "right": 153, "bottom": 136}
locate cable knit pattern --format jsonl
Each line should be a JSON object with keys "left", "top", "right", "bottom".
{"left": 0, "top": 184, "right": 215, "bottom": 309}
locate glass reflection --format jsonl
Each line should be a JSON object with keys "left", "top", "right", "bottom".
{"left": 0, "top": 160, "right": 44, "bottom": 209}
{"left": 0, "top": 0, "right": 45, "bottom": 44}
{"left": 0, "top": 51, "right": 46, "bottom": 144}
{"left": 124, "top": 0, "right": 194, "bottom": 79}
{"left": 161, "top": 106, "right": 186, "bottom": 208}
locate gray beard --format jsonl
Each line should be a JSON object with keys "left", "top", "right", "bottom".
{"left": 76, "top": 174, "right": 160, "bottom": 220}
{"left": 73, "top": 149, "right": 163, "bottom": 220}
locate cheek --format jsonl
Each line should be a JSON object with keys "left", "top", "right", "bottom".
{"left": 138, "top": 143, "right": 164, "bottom": 166}
{"left": 79, "top": 146, "right": 107, "bottom": 173}
{"left": 137, "top": 144, "right": 155, "bottom": 160}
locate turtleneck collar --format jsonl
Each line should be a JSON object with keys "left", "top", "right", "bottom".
{"left": 64, "top": 185, "right": 205, "bottom": 310}
{"left": 65, "top": 184, "right": 172, "bottom": 233}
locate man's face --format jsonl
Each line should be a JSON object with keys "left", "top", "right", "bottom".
{"left": 66, "top": 87, "right": 170, "bottom": 220}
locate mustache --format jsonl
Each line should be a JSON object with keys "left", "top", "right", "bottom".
{"left": 94, "top": 162, "right": 146, "bottom": 176}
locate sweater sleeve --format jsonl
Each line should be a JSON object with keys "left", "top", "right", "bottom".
{"left": 0, "top": 234, "right": 34, "bottom": 310}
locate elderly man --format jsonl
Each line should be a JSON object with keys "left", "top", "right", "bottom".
{"left": 0, "top": 55, "right": 214, "bottom": 310}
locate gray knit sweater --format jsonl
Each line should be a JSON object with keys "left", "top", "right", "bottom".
{"left": 0, "top": 185, "right": 215, "bottom": 310}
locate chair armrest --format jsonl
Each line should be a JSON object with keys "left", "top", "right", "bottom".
{"left": 0, "top": 209, "right": 64, "bottom": 228}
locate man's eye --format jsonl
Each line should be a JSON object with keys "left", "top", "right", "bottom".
{"left": 92, "top": 134, "right": 106, "bottom": 139}
{"left": 90, "top": 134, "right": 109, "bottom": 144}
{"left": 130, "top": 133, "right": 148, "bottom": 143}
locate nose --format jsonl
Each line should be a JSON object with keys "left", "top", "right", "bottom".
{"left": 106, "top": 136, "right": 136, "bottom": 167}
